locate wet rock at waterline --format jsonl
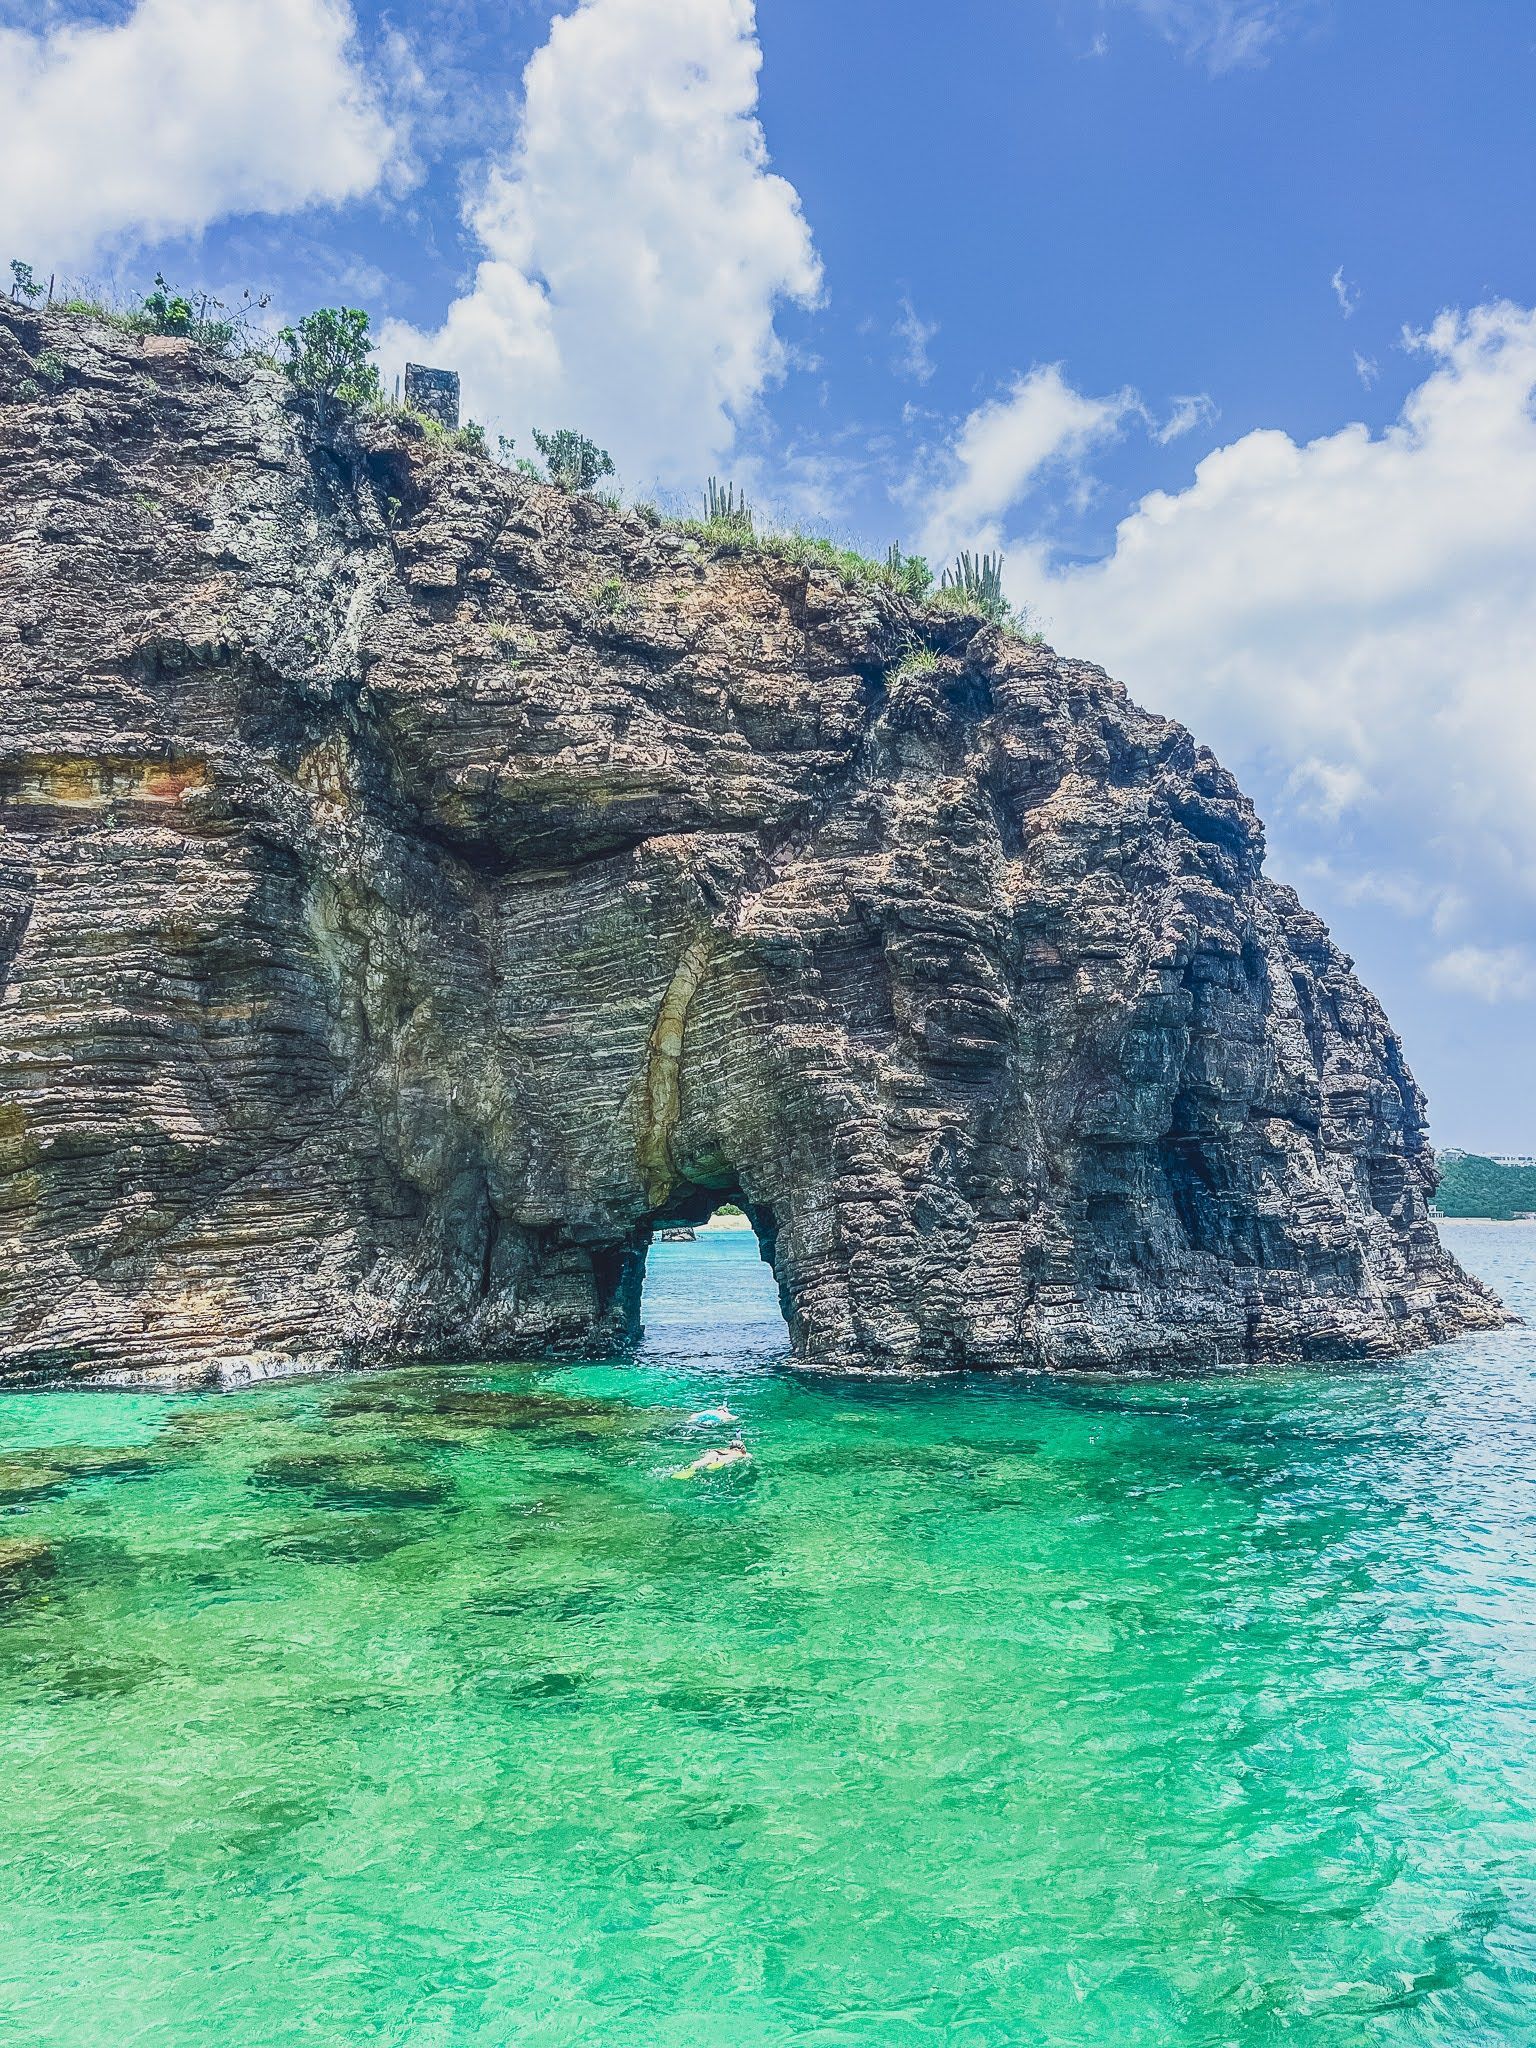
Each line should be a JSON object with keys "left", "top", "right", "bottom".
{"left": 0, "top": 306, "right": 1508, "bottom": 1385}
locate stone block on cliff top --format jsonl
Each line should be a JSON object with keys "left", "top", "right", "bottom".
{"left": 404, "top": 363, "right": 459, "bottom": 431}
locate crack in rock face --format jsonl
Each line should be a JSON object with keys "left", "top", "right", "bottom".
{"left": 0, "top": 306, "right": 1510, "bottom": 1387}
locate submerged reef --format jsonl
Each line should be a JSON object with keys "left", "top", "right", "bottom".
{"left": 0, "top": 305, "right": 1506, "bottom": 1385}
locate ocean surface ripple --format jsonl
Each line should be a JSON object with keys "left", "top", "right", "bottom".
{"left": 1, "top": 1223, "right": 1533, "bottom": 2046}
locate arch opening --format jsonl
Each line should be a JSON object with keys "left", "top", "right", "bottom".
{"left": 633, "top": 1180, "right": 790, "bottom": 1362}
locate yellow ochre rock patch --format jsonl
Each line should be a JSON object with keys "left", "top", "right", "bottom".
{"left": 0, "top": 753, "right": 210, "bottom": 807}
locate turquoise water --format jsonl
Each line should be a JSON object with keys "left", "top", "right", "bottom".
{"left": 1, "top": 1223, "right": 1534, "bottom": 2046}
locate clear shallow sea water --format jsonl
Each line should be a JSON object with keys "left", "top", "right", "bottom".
{"left": 1, "top": 1224, "right": 1534, "bottom": 2048}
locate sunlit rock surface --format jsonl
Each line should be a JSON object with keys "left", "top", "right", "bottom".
{"left": 0, "top": 307, "right": 1507, "bottom": 1384}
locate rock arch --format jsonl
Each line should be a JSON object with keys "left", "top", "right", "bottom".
{"left": 0, "top": 304, "right": 1507, "bottom": 1384}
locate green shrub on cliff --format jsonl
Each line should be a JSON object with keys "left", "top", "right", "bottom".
{"left": 893, "top": 644, "right": 939, "bottom": 677}
{"left": 666, "top": 501, "right": 1042, "bottom": 641}
{"left": 884, "top": 545, "right": 934, "bottom": 601}
{"left": 756, "top": 530, "right": 886, "bottom": 583}
{"left": 395, "top": 407, "right": 489, "bottom": 457}
{"left": 934, "top": 549, "right": 1010, "bottom": 624}
{"left": 493, "top": 433, "right": 543, "bottom": 478}
{"left": 133, "top": 276, "right": 240, "bottom": 354}
{"left": 531, "top": 428, "right": 615, "bottom": 492}
{"left": 11, "top": 266, "right": 260, "bottom": 356}
{"left": 686, "top": 516, "right": 757, "bottom": 555}
{"left": 673, "top": 503, "right": 940, "bottom": 606}
{"left": 929, "top": 549, "right": 1043, "bottom": 636}
{"left": 704, "top": 478, "right": 754, "bottom": 533}
{"left": 278, "top": 308, "right": 382, "bottom": 407}
{"left": 140, "top": 274, "right": 194, "bottom": 336}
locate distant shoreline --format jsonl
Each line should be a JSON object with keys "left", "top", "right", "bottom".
{"left": 1436, "top": 1216, "right": 1536, "bottom": 1227}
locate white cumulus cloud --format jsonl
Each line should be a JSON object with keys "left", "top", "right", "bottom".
{"left": 998, "top": 305, "right": 1536, "bottom": 928}
{"left": 908, "top": 301, "right": 1536, "bottom": 994}
{"left": 0, "top": 0, "right": 401, "bottom": 268}
{"left": 379, "top": 0, "right": 821, "bottom": 488}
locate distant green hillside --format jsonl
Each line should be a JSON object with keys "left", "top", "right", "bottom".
{"left": 1435, "top": 1151, "right": 1536, "bottom": 1219}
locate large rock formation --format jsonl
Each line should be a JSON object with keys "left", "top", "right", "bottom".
{"left": 0, "top": 307, "right": 1506, "bottom": 1386}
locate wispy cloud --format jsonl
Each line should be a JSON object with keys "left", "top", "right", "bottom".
{"left": 1303, "top": 859, "right": 1467, "bottom": 935}
{"left": 1431, "top": 945, "right": 1536, "bottom": 1004}
{"left": 1114, "top": 0, "right": 1300, "bottom": 73}
{"left": 1285, "top": 758, "right": 1368, "bottom": 821}
{"left": 1354, "top": 350, "right": 1379, "bottom": 387}
{"left": 910, "top": 363, "right": 1136, "bottom": 564}
{"left": 1331, "top": 265, "right": 1361, "bottom": 318}
{"left": 1155, "top": 393, "right": 1217, "bottom": 443}
{"left": 892, "top": 297, "right": 937, "bottom": 385}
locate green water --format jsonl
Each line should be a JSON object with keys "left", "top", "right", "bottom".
{"left": 2, "top": 1224, "right": 1534, "bottom": 2047}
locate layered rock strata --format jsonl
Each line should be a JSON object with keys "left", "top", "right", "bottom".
{"left": 0, "top": 308, "right": 1507, "bottom": 1385}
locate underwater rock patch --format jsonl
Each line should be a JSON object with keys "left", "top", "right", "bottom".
{"left": 0, "top": 1536, "right": 57, "bottom": 1597}
{"left": 248, "top": 1450, "right": 449, "bottom": 1514}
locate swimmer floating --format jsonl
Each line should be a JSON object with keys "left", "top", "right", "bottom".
{"left": 671, "top": 1432, "right": 752, "bottom": 1480}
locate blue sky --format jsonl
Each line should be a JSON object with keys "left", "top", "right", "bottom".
{"left": 5, "top": 0, "right": 1534, "bottom": 1146}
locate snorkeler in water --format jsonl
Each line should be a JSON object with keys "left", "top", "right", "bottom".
{"left": 686, "top": 1402, "right": 737, "bottom": 1427}
{"left": 670, "top": 1433, "right": 752, "bottom": 1480}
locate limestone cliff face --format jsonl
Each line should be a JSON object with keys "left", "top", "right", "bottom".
{"left": 0, "top": 307, "right": 1506, "bottom": 1385}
